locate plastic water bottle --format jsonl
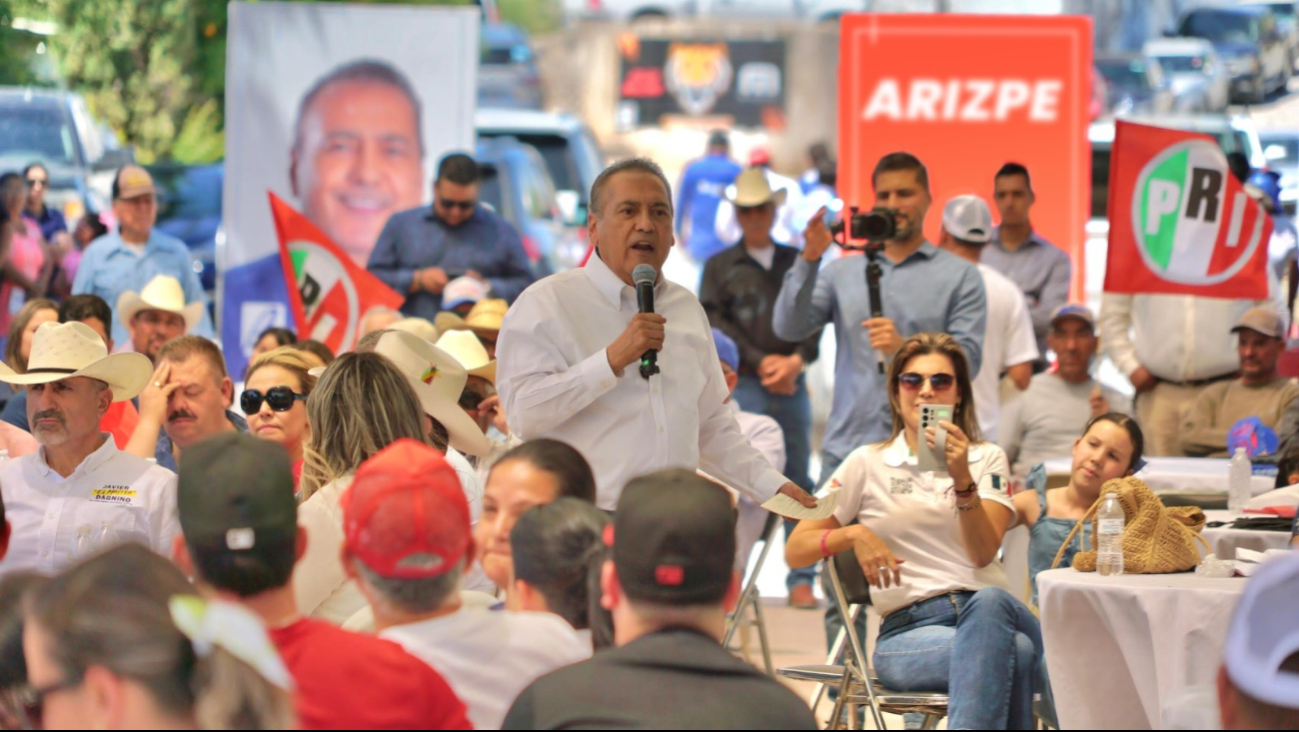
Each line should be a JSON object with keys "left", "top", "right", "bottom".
{"left": 95, "top": 522, "right": 121, "bottom": 550}
{"left": 73, "top": 525, "right": 94, "bottom": 559}
{"left": 1229, "top": 447, "right": 1252, "bottom": 516}
{"left": 1097, "top": 490, "right": 1125, "bottom": 577}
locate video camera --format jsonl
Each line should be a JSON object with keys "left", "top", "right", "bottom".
{"left": 829, "top": 206, "right": 897, "bottom": 252}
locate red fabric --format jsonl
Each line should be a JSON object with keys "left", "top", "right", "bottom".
{"left": 292, "top": 457, "right": 303, "bottom": 490}
{"left": 268, "top": 617, "right": 472, "bottom": 730}
{"left": 101, "top": 400, "right": 139, "bottom": 449}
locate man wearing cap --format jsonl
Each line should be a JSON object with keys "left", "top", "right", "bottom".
{"left": 116, "top": 274, "right": 206, "bottom": 363}
{"left": 700, "top": 172, "right": 820, "bottom": 606}
{"left": 436, "top": 329, "right": 504, "bottom": 438}
{"left": 0, "top": 322, "right": 176, "bottom": 576}
{"left": 714, "top": 149, "right": 807, "bottom": 250}
{"left": 676, "top": 131, "right": 742, "bottom": 263}
{"left": 71, "top": 165, "right": 213, "bottom": 347}
{"left": 367, "top": 152, "right": 535, "bottom": 322}
{"left": 998, "top": 304, "right": 1132, "bottom": 476}
{"left": 775, "top": 151, "right": 987, "bottom": 486}
{"left": 502, "top": 469, "right": 817, "bottom": 730}
{"left": 498, "top": 158, "right": 817, "bottom": 512}
{"left": 171, "top": 433, "right": 473, "bottom": 730}
{"left": 1179, "top": 307, "right": 1299, "bottom": 457}
{"left": 938, "top": 194, "right": 1038, "bottom": 437}
{"left": 982, "top": 162, "right": 1071, "bottom": 369}
{"left": 343, "top": 439, "right": 591, "bottom": 730}
{"left": 442, "top": 274, "right": 489, "bottom": 318}
{"left": 1216, "top": 552, "right": 1299, "bottom": 729}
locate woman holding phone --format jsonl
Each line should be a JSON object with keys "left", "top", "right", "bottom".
{"left": 786, "top": 332, "right": 1041, "bottom": 730}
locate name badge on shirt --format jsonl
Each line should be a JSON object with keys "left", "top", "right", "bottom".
{"left": 91, "top": 486, "right": 138, "bottom": 505}
{"left": 889, "top": 477, "right": 915, "bottom": 496}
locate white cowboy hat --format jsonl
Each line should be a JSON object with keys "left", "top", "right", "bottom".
{"left": 0, "top": 322, "right": 151, "bottom": 401}
{"left": 725, "top": 167, "right": 787, "bottom": 208}
{"left": 374, "top": 331, "right": 492, "bottom": 457}
{"left": 116, "top": 274, "right": 206, "bottom": 332}
{"left": 435, "top": 330, "right": 495, "bottom": 384}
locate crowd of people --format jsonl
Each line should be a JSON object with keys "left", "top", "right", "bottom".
{"left": 0, "top": 141, "right": 1293, "bottom": 732}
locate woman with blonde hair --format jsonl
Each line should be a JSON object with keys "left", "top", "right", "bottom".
{"left": 242, "top": 346, "right": 318, "bottom": 476}
{"left": 22, "top": 544, "right": 295, "bottom": 730}
{"left": 786, "top": 332, "right": 1042, "bottom": 730}
{"left": 294, "top": 352, "right": 431, "bottom": 622}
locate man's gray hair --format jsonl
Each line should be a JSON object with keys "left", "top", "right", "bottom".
{"left": 355, "top": 559, "right": 461, "bottom": 615}
{"left": 589, "top": 158, "right": 674, "bottom": 218}
{"left": 293, "top": 59, "right": 425, "bottom": 155}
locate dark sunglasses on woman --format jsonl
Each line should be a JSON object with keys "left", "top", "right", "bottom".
{"left": 241, "top": 386, "right": 307, "bottom": 414}
{"left": 897, "top": 372, "right": 956, "bottom": 391}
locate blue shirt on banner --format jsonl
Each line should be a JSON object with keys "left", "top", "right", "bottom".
{"left": 676, "top": 154, "right": 742, "bottom": 264}
{"left": 71, "top": 229, "right": 213, "bottom": 346}
{"left": 221, "top": 253, "right": 296, "bottom": 382}
{"left": 773, "top": 243, "right": 987, "bottom": 463}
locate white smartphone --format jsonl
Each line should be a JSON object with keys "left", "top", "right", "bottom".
{"left": 917, "top": 404, "right": 953, "bottom": 473}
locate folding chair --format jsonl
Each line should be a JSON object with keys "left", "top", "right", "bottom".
{"left": 723, "top": 512, "right": 780, "bottom": 675}
{"left": 777, "top": 548, "right": 948, "bottom": 730}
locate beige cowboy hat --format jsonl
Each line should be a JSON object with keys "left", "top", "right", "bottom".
{"left": 725, "top": 167, "right": 787, "bottom": 208}
{"left": 0, "top": 322, "right": 152, "bottom": 401}
{"left": 374, "top": 331, "right": 492, "bottom": 457}
{"left": 116, "top": 274, "right": 206, "bottom": 332}
{"left": 389, "top": 317, "right": 440, "bottom": 343}
{"left": 435, "top": 330, "right": 495, "bottom": 384}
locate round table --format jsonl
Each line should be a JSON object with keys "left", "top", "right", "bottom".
{"left": 1037, "top": 568, "right": 1245, "bottom": 730}
{"left": 1201, "top": 510, "right": 1294, "bottom": 559}
{"left": 1041, "top": 456, "right": 1275, "bottom": 496}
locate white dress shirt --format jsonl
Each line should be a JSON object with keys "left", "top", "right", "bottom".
{"left": 0, "top": 436, "right": 179, "bottom": 576}
{"left": 497, "top": 253, "right": 789, "bottom": 510}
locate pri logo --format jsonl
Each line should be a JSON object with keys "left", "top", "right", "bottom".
{"left": 291, "top": 239, "right": 360, "bottom": 355}
{"left": 1132, "top": 140, "right": 1266, "bottom": 286}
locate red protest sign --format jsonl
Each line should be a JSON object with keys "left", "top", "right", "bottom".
{"left": 1104, "top": 121, "right": 1271, "bottom": 300}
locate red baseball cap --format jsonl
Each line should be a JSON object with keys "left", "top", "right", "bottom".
{"left": 748, "top": 147, "right": 771, "bottom": 166}
{"left": 341, "top": 439, "right": 471, "bottom": 579}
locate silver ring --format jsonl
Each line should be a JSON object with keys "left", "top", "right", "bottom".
{"left": 154, "top": 381, "right": 161, "bottom": 388}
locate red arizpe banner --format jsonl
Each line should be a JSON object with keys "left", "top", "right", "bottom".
{"left": 268, "top": 192, "right": 405, "bottom": 354}
{"left": 1105, "top": 120, "right": 1271, "bottom": 300}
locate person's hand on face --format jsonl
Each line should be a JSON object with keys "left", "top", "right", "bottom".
{"left": 477, "top": 393, "right": 509, "bottom": 436}
{"left": 290, "top": 80, "right": 424, "bottom": 266}
{"left": 138, "top": 361, "right": 179, "bottom": 425}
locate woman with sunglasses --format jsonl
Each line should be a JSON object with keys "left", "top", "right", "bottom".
{"left": 243, "top": 347, "right": 317, "bottom": 481}
{"left": 787, "top": 332, "right": 1041, "bottom": 730}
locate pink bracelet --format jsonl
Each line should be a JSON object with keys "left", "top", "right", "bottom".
{"left": 820, "top": 529, "right": 834, "bottom": 558}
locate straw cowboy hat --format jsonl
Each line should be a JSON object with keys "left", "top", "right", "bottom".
{"left": 116, "top": 274, "right": 206, "bottom": 332}
{"left": 0, "top": 322, "right": 152, "bottom": 401}
{"left": 435, "top": 299, "right": 508, "bottom": 337}
{"left": 374, "top": 331, "right": 492, "bottom": 457}
{"left": 435, "top": 330, "right": 495, "bottom": 384}
{"left": 725, "top": 167, "right": 787, "bottom": 208}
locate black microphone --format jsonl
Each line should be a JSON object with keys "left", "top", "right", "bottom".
{"left": 632, "top": 264, "right": 660, "bottom": 379}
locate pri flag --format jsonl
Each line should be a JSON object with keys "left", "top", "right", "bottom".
{"left": 1105, "top": 120, "right": 1271, "bottom": 299}
{"left": 268, "top": 193, "right": 404, "bottom": 354}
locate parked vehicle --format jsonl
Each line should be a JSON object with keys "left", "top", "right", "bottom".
{"left": 1241, "top": 2, "right": 1299, "bottom": 70}
{"left": 147, "top": 163, "right": 222, "bottom": 307}
{"left": 1095, "top": 53, "right": 1174, "bottom": 116}
{"left": 0, "top": 87, "right": 131, "bottom": 226}
{"left": 1144, "top": 38, "right": 1231, "bottom": 112}
{"left": 1176, "top": 4, "right": 1290, "bottom": 103}
{"left": 475, "top": 136, "right": 585, "bottom": 276}
{"left": 478, "top": 22, "right": 543, "bottom": 111}
{"left": 1260, "top": 130, "right": 1299, "bottom": 213}
{"left": 475, "top": 107, "right": 604, "bottom": 231}
{"left": 564, "top": 0, "right": 865, "bottom": 23}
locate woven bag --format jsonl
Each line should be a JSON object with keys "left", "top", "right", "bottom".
{"left": 1051, "top": 476, "right": 1211, "bottom": 574}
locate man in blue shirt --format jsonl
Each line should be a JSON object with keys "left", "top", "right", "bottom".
{"left": 71, "top": 165, "right": 213, "bottom": 346}
{"left": 676, "top": 130, "right": 741, "bottom": 264}
{"left": 775, "top": 151, "right": 987, "bottom": 484}
{"left": 367, "top": 152, "right": 535, "bottom": 322}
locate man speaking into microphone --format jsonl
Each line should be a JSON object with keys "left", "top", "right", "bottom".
{"left": 497, "top": 158, "right": 817, "bottom": 512}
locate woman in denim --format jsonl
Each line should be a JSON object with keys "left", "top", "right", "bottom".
{"left": 787, "top": 333, "right": 1041, "bottom": 729}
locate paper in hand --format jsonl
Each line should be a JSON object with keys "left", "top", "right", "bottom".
{"left": 762, "top": 482, "right": 840, "bottom": 521}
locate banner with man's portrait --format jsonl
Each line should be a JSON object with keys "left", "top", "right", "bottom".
{"left": 222, "top": 1, "right": 478, "bottom": 377}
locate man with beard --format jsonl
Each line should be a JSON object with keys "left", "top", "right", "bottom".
{"left": 0, "top": 322, "right": 176, "bottom": 576}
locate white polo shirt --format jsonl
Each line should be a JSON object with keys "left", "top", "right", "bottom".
{"left": 0, "top": 436, "right": 179, "bottom": 576}
{"left": 821, "top": 433, "right": 1014, "bottom": 616}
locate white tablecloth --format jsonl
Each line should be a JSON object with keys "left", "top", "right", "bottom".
{"left": 1201, "top": 510, "right": 1294, "bottom": 559}
{"left": 1041, "top": 456, "right": 1274, "bottom": 496}
{"left": 1038, "top": 569, "right": 1245, "bottom": 730}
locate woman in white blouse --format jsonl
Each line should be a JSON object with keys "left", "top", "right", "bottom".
{"left": 787, "top": 332, "right": 1042, "bottom": 730}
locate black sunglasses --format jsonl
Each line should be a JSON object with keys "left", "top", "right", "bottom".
{"left": 438, "top": 197, "right": 476, "bottom": 211}
{"left": 241, "top": 386, "right": 307, "bottom": 414}
{"left": 897, "top": 372, "right": 956, "bottom": 391}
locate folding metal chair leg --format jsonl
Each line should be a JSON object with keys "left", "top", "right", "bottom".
{"left": 921, "top": 713, "right": 942, "bottom": 729}
{"left": 826, "top": 665, "right": 852, "bottom": 730}
{"left": 808, "top": 624, "right": 848, "bottom": 711}
{"left": 722, "top": 513, "right": 780, "bottom": 650}
{"left": 751, "top": 595, "right": 774, "bottom": 675}
{"left": 829, "top": 561, "right": 887, "bottom": 732}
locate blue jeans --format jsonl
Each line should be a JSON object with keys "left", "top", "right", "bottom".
{"left": 874, "top": 588, "right": 1043, "bottom": 730}
{"left": 733, "top": 371, "right": 815, "bottom": 590}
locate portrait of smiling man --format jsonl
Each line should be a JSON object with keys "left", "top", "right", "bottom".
{"left": 290, "top": 59, "right": 426, "bottom": 266}
{"left": 496, "top": 157, "right": 817, "bottom": 513}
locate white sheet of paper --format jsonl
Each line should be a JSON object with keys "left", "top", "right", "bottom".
{"left": 761, "top": 489, "right": 839, "bottom": 521}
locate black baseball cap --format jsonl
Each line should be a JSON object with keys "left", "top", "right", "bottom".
{"left": 177, "top": 433, "right": 297, "bottom": 559}
{"left": 610, "top": 469, "right": 736, "bottom": 605}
